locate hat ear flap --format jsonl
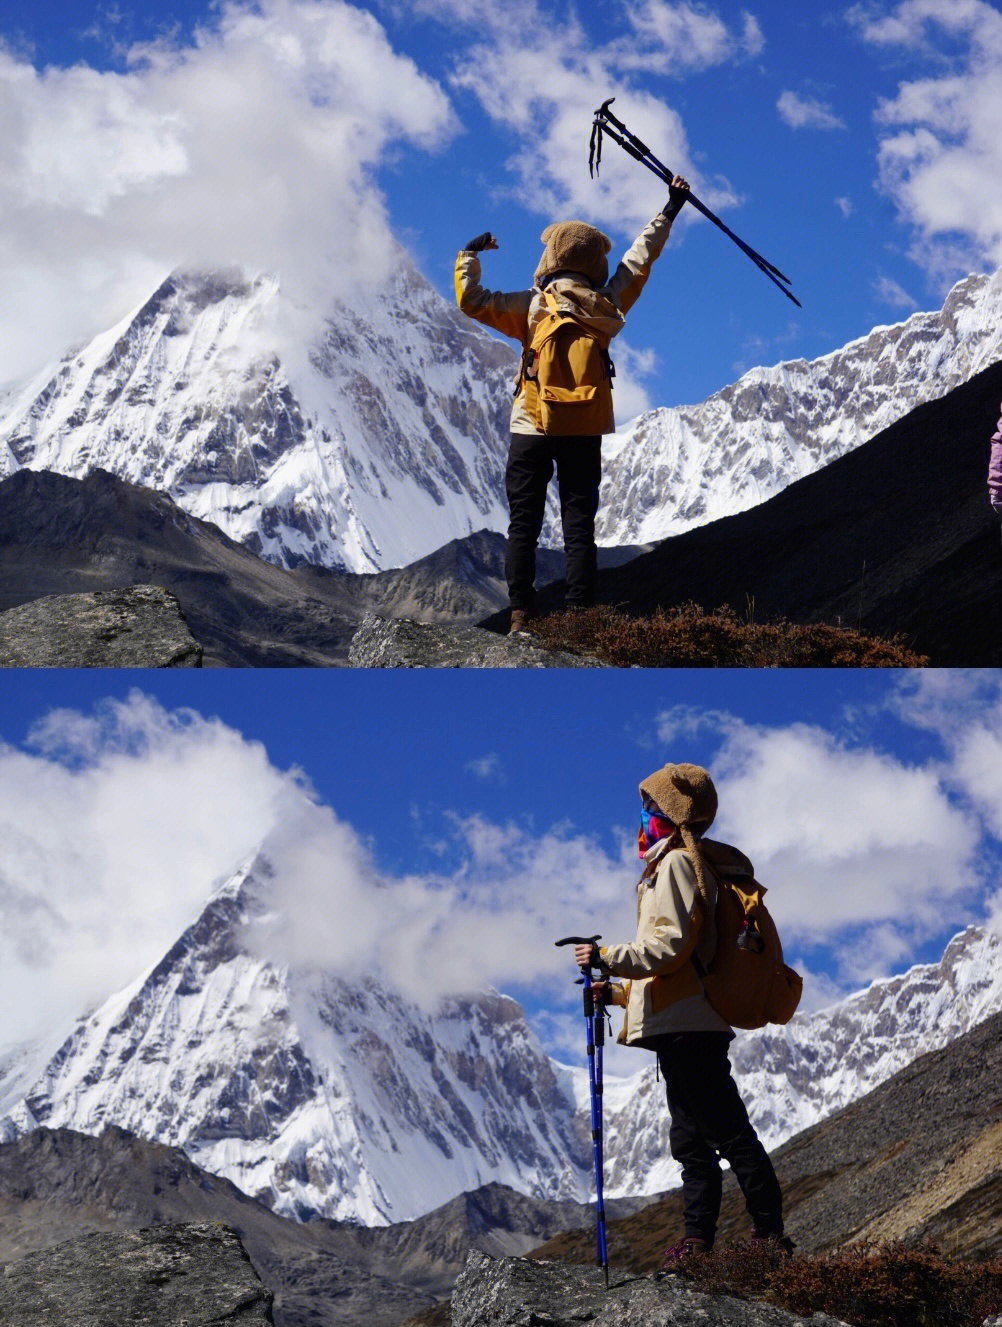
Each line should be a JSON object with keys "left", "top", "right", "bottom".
{"left": 599, "top": 233, "right": 612, "bottom": 254}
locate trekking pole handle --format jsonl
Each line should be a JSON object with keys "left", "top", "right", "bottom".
{"left": 555, "top": 934, "right": 602, "bottom": 966}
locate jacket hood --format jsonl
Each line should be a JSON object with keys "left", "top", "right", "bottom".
{"left": 534, "top": 277, "right": 625, "bottom": 337}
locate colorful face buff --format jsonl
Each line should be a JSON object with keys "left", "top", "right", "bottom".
{"left": 638, "top": 806, "right": 674, "bottom": 857}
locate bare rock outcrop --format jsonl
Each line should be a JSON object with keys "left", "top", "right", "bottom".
{"left": 450, "top": 1251, "right": 851, "bottom": 1327}
{"left": 0, "top": 1222, "right": 273, "bottom": 1325}
{"left": 348, "top": 614, "right": 607, "bottom": 668}
{"left": 0, "top": 584, "right": 202, "bottom": 667}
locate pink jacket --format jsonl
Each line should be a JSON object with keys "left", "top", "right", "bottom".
{"left": 990, "top": 405, "right": 1002, "bottom": 514}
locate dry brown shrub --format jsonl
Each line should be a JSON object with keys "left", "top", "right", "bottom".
{"left": 529, "top": 604, "right": 928, "bottom": 668}
{"left": 672, "top": 1242, "right": 1002, "bottom": 1327}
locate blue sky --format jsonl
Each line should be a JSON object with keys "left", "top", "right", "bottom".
{"left": 3, "top": 669, "right": 1001, "bottom": 1068}
{"left": 2, "top": 0, "right": 1002, "bottom": 410}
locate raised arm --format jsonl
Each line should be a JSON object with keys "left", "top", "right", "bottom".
{"left": 608, "top": 175, "right": 690, "bottom": 315}
{"left": 454, "top": 234, "right": 532, "bottom": 342}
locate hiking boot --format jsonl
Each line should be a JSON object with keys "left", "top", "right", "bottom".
{"left": 509, "top": 609, "right": 532, "bottom": 634}
{"left": 657, "top": 1235, "right": 712, "bottom": 1276}
{"left": 750, "top": 1230, "right": 796, "bottom": 1258}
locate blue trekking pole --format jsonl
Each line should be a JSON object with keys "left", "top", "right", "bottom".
{"left": 555, "top": 934, "right": 610, "bottom": 1289}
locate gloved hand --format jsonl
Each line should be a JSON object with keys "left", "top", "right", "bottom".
{"left": 664, "top": 174, "right": 690, "bottom": 218}
{"left": 464, "top": 232, "right": 499, "bottom": 253}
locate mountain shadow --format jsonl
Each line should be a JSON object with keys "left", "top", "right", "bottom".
{"left": 485, "top": 360, "right": 1002, "bottom": 666}
{"left": 0, "top": 469, "right": 648, "bottom": 666}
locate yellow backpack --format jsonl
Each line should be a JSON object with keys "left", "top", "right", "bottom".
{"left": 521, "top": 292, "right": 615, "bottom": 436}
{"left": 694, "top": 875, "right": 803, "bottom": 1030}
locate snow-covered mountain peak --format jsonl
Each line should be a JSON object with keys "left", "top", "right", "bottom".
{"left": 0, "top": 862, "right": 587, "bottom": 1225}
{"left": 0, "top": 253, "right": 516, "bottom": 572}
{"left": 596, "top": 266, "right": 1002, "bottom": 545}
{"left": 1, "top": 839, "right": 999, "bottom": 1225}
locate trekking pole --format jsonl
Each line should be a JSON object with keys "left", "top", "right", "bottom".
{"left": 555, "top": 934, "right": 610, "bottom": 1290}
{"left": 589, "top": 99, "right": 802, "bottom": 309}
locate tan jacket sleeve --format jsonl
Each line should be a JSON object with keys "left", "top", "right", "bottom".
{"left": 598, "top": 850, "right": 704, "bottom": 979}
{"left": 607, "top": 212, "right": 674, "bottom": 316}
{"left": 454, "top": 251, "right": 532, "bottom": 342}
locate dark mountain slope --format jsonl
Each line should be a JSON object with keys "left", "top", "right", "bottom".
{"left": 0, "top": 469, "right": 647, "bottom": 665}
{"left": 0, "top": 1127, "right": 638, "bottom": 1326}
{"left": 499, "top": 360, "right": 1002, "bottom": 665}
{"left": 532, "top": 1008, "right": 1002, "bottom": 1269}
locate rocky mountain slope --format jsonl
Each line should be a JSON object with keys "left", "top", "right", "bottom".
{"left": 514, "top": 358, "right": 1002, "bottom": 666}
{"left": 0, "top": 469, "right": 645, "bottom": 665}
{"left": 1, "top": 833, "right": 999, "bottom": 1228}
{"left": 0, "top": 1128, "right": 622, "bottom": 1327}
{"left": 0, "top": 263, "right": 515, "bottom": 572}
{"left": 534, "top": 1006, "right": 1002, "bottom": 1266}
{"left": 0, "top": 1223, "right": 274, "bottom": 1327}
{"left": 599, "top": 924, "right": 1002, "bottom": 1197}
{"left": 451, "top": 1251, "right": 855, "bottom": 1327}
{"left": 597, "top": 266, "right": 1002, "bottom": 546}
{"left": 3, "top": 252, "right": 1001, "bottom": 573}
{"left": 0, "top": 861, "right": 590, "bottom": 1225}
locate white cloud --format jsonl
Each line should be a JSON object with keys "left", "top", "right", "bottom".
{"left": 431, "top": 1, "right": 752, "bottom": 236}
{"left": 874, "top": 273, "right": 919, "bottom": 308}
{"left": 654, "top": 705, "right": 985, "bottom": 981}
{"left": 890, "top": 671, "right": 1002, "bottom": 838}
{"left": 0, "top": 693, "right": 633, "bottom": 1048}
{"left": 465, "top": 752, "right": 504, "bottom": 780}
{"left": 609, "top": 339, "right": 660, "bottom": 420}
{"left": 1, "top": 693, "right": 303, "bottom": 1044}
{"left": 0, "top": 0, "right": 456, "bottom": 384}
{"left": 776, "top": 90, "right": 847, "bottom": 131}
{"left": 835, "top": 195, "right": 854, "bottom": 218}
{"left": 853, "top": 0, "right": 1002, "bottom": 280}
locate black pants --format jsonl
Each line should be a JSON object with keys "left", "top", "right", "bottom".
{"left": 504, "top": 432, "right": 602, "bottom": 612}
{"left": 653, "top": 1032, "right": 784, "bottom": 1244}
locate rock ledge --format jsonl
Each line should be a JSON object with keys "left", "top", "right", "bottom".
{"left": 0, "top": 1222, "right": 273, "bottom": 1325}
{"left": 451, "top": 1251, "right": 852, "bottom": 1327}
{"left": 0, "top": 585, "right": 203, "bottom": 667}
{"left": 348, "top": 614, "right": 607, "bottom": 668}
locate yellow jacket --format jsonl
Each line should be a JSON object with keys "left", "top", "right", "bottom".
{"left": 454, "top": 212, "right": 674, "bottom": 436}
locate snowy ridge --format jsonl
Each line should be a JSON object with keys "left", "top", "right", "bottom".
{"left": 0, "top": 856, "right": 999, "bottom": 1222}
{"left": 3, "top": 256, "right": 1002, "bottom": 571}
{"left": 600, "top": 925, "right": 1002, "bottom": 1196}
{"left": 596, "top": 268, "right": 1002, "bottom": 545}
{"left": 0, "top": 261, "right": 515, "bottom": 573}
{"left": 0, "top": 862, "right": 587, "bottom": 1225}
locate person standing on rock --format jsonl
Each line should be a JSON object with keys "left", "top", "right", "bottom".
{"left": 574, "top": 762, "right": 793, "bottom": 1269}
{"left": 989, "top": 403, "right": 1002, "bottom": 545}
{"left": 455, "top": 179, "right": 689, "bottom": 634}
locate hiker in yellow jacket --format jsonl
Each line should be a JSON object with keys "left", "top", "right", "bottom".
{"left": 455, "top": 179, "right": 689, "bottom": 633}
{"left": 575, "top": 762, "right": 793, "bottom": 1269}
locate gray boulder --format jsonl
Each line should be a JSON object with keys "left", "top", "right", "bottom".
{"left": 0, "top": 584, "right": 202, "bottom": 667}
{"left": 450, "top": 1251, "right": 852, "bottom": 1327}
{"left": 348, "top": 614, "right": 607, "bottom": 668}
{"left": 0, "top": 1222, "right": 273, "bottom": 1325}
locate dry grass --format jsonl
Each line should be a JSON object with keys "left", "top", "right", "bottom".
{"left": 528, "top": 604, "right": 928, "bottom": 668}
{"left": 398, "top": 1243, "right": 1000, "bottom": 1327}
{"left": 674, "top": 1241, "right": 1002, "bottom": 1327}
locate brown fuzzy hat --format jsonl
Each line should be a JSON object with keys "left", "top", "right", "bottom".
{"left": 534, "top": 220, "right": 612, "bottom": 288}
{"left": 639, "top": 763, "right": 718, "bottom": 902}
